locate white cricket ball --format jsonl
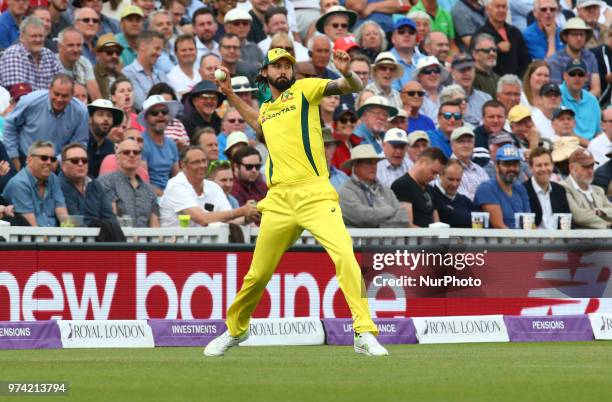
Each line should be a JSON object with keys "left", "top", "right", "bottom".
{"left": 214, "top": 69, "right": 227, "bottom": 82}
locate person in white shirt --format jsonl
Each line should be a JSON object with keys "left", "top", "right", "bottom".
{"left": 588, "top": 107, "right": 612, "bottom": 166}
{"left": 532, "top": 83, "right": 563, "bottom": 141}
{"left": 376, "top": 128, "right": 411, "bottom": 188}
{"left": 167, "top": 34, "right": 202, "bottom": 97}
{"left": 159, "top": 146, "right": 259, "bottom": 227}
{"left": 257, "top": 7, "right": 309, "bottom": 62}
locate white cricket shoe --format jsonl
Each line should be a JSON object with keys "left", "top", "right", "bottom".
{"left": 354, "top": 332, "right": 389, "bottom": 356}
{"left": 204, "top": 330, "right": 249, "bottom": 357}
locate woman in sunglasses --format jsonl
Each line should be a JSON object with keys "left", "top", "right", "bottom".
{"left": 331, "top": 103, "right": 362, "bottom": 174}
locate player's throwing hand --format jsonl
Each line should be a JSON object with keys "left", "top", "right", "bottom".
{"left": 332, "top": 49, "right": 351, "bottom": 76}
{"left": 214, "top": 66, "right": 233, "bottom": 95}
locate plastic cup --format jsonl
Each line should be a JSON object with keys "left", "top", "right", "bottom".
{"left": 514, "top": 213, "right": 536, "bottom": 230}
{"left": 178, "top": 214, "right": 191, "bottom": 228}
{"left": 59, "top": 215, "right": 84, "bottom": 227}
{"left": 554, "top": 213, "right": 572, "bottom": 230}
{"left": 117, "top": 215, "right": 133, "bottom": 227}
{"left": 470, "top": 212, "right": 490, "bottom": 229}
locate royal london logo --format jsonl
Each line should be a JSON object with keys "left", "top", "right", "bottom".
{"left": 281, "top": 90, "right": 294, "bottom": 102}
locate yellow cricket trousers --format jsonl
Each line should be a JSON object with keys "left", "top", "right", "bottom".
{"left": 226, "top": 177, "right": 378, "bottom": 336}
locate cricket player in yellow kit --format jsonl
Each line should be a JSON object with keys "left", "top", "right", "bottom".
{"left": 205, "top": 48, "right": 387, "bottom": 357}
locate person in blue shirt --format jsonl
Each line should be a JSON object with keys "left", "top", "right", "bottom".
{"left": 560, "top": 59, "right": 602, "bottom": 140}
{"left": 522, "top": 0, "right": 564, "bottom": 60}
{"left": 354, "top": 95, "right": 398, "bottom": 154}
{"left": 0, "top": 0, "right": 28, "bottom": 49}
{"left": 2, "top": 140, "right": 68, "bottom": 226}
{"left": 427, "top": 100, "right": 463, "bottom": 158}
{"left": 474, "top": 144, "right": 531, "bottom": 228}
{"left": 2, "top": 74, "right": 89, "bottom": 171}
{"left": 138, "top": 95, "right": 180, "bottom": 195}
{"left": 58, "top": 142, "right": 115, "bottom": 225}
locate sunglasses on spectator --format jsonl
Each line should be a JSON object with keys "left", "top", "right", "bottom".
{"left": 147, "top": 108, "right": 169, "bottom": 117}
{"left": 568, "top": 70, "right": 586, "bottom": 78}
{"left": 441, "top": 112, "right": 462, "bottom": 120}
{"left": 78, "top": 18, "right": 100, "bottom": 24}
{"left": 397, "top": 28, "right": 416, "bottom": 35}
{"left": 120, "top": 149, "right": 141, "bottom": 156}
{"left": 404, "top": 90, "right": 425, "bottom": 97}
{"left": 420, "top": 67, "right": 441, "bottom": 75}
{"left": 377, "top": 65, "right": 397, "bottom": 72}
{"left": 338, "top": 116, "right": 357, "bottom": 124}
{"left": 65, "top": 157, "right": 88, "bottom": 165}
{"left": 241, "top": 163, "right": 261, "bottom": 171}
{"left": 207, "top": 159, "right": 231, "bottom": 175}
{"left": 476, "top": 47, "right": 497, "bottom": 54}
{"left": 227, "top": 118, "right": 245, "bottom": 124}
{"left": 330, "top": 23, "right": 348, "bottom": 29}
{"left": 127, "top": 136, "right": 144, "bottom": 143}
{"left": 32, "top": 154, "right": 57, "bottom": 163}
{"left": 539, "top": 7, "right": 558, "bottom": 13}
{"left": 230, "top": 20, "right": 250, "bottom": 26}
{"left": 104, "top": 49, "right": 121, "bottom": 56}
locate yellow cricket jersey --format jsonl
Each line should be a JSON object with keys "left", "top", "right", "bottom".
{"left": 259, "top": 78, "right": 331, "bottom": 186}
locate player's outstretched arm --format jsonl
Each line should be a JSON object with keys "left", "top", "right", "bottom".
{"left": 214, "top": 67, "right": 264, "bottom": 139}
{"left": 323, "top": 49, "right": 364, "bottom": 96}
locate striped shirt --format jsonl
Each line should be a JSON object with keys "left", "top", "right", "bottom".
{"left": 452, "top": 155, "right": 490, "bottom": 201}
{"left": 164, "top": 118, "right": 190, "bottom": 147}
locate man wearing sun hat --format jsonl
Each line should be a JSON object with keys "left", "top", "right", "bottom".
{"left": 180, "top": 80, "right": 225, "bottom": 135}
{"left": 139, "top": 95, "right": 181, "bottom": 194}
{"left": 206, "top": 47, "right": 389, "bottom": 357}
{"left": 315, "top": 5, "right": 357, "bottom": 42}
{"left": 87, "top": 99, "right": 124, "bottom": 178}
{"left": 94, "top": 33, "right": 126, "bottom": 100}
{"left": 546, "top": 17, "right": 599, "bottom": 94}
{"left": 338, "top": 143, "right": 409, "bottom": 228}
{"left": 355, "top": 95, "right": 399, "bottom": 154}
{"left": 365, "top": 52, "right": 404, "bottom": 110}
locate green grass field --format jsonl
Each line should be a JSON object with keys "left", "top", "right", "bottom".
{"left": 1, "top": 342, "right": 611, "bottom": 402}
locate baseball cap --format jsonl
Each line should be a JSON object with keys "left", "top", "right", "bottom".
{"left": 488, "top": 131, "right": 515, "bottom": 146}
{"left": 569, "top": 147, "right": 596, "bottom": 166}
{"left": 539, "top": 83, "right": 561, "bottom": 97}
{"left": 224, "top": 8, "right": 252, "bottom": 23}
{"left": 95, "top": 33, "right": 123, "bottom": 52}
{"left": 450, "top": 126, "right": 475, "bottom": 142}
{"left": 231, "top": 76, "right": 257, "bottom": 93}
{"left": 388, "top": 108, "right": 408, "bottom": 121}
{"left": 333, "top": 102, "right": 357, "bottom": 121}
{"left": 262, "top": 48, "right": 296, "bottom": 67}
{"left": 565, "top": 59, "right": 587, "bottom": 74}
{"left": 412, "top": 56, "right": 441, "bottom": 78}
{"left": 508, "top": 105, "right": 532, "bottom": 123}
{"left": 120, "top": 5, "right": 144, "bottom": 19}
{"left": 334, "top": 35, "right": 359, "bottom": 53}
{"left": 552, "top": 107, "right": 576, "bottom": 120}
{"left": 451, "top": 53, "right": 475, "bottom": 70}
{"left": 8, "top": 82, "right": 32, "bottom": 101}
{"left": 407, "top": 130, "right": 430, "bottom": 146}
{"left": 393, "top": 18, "right": 416, "bottom": 31}
{"left": 384, "top": 128, "right": 409, "bottom": 145}
{"left": 496, "top": 144, "right": 521, "bottom": 161}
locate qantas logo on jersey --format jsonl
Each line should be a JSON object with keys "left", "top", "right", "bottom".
{"left": 261, "top": 104, "right": 297, "bottom": 124}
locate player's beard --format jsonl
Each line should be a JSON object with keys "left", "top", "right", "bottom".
{"left": 268, "top": 75, "right": 296, "bottom": 92}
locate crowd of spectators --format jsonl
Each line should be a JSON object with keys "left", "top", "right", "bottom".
{"left": 0, "top": 0, "right": 611, "bottom": 233}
